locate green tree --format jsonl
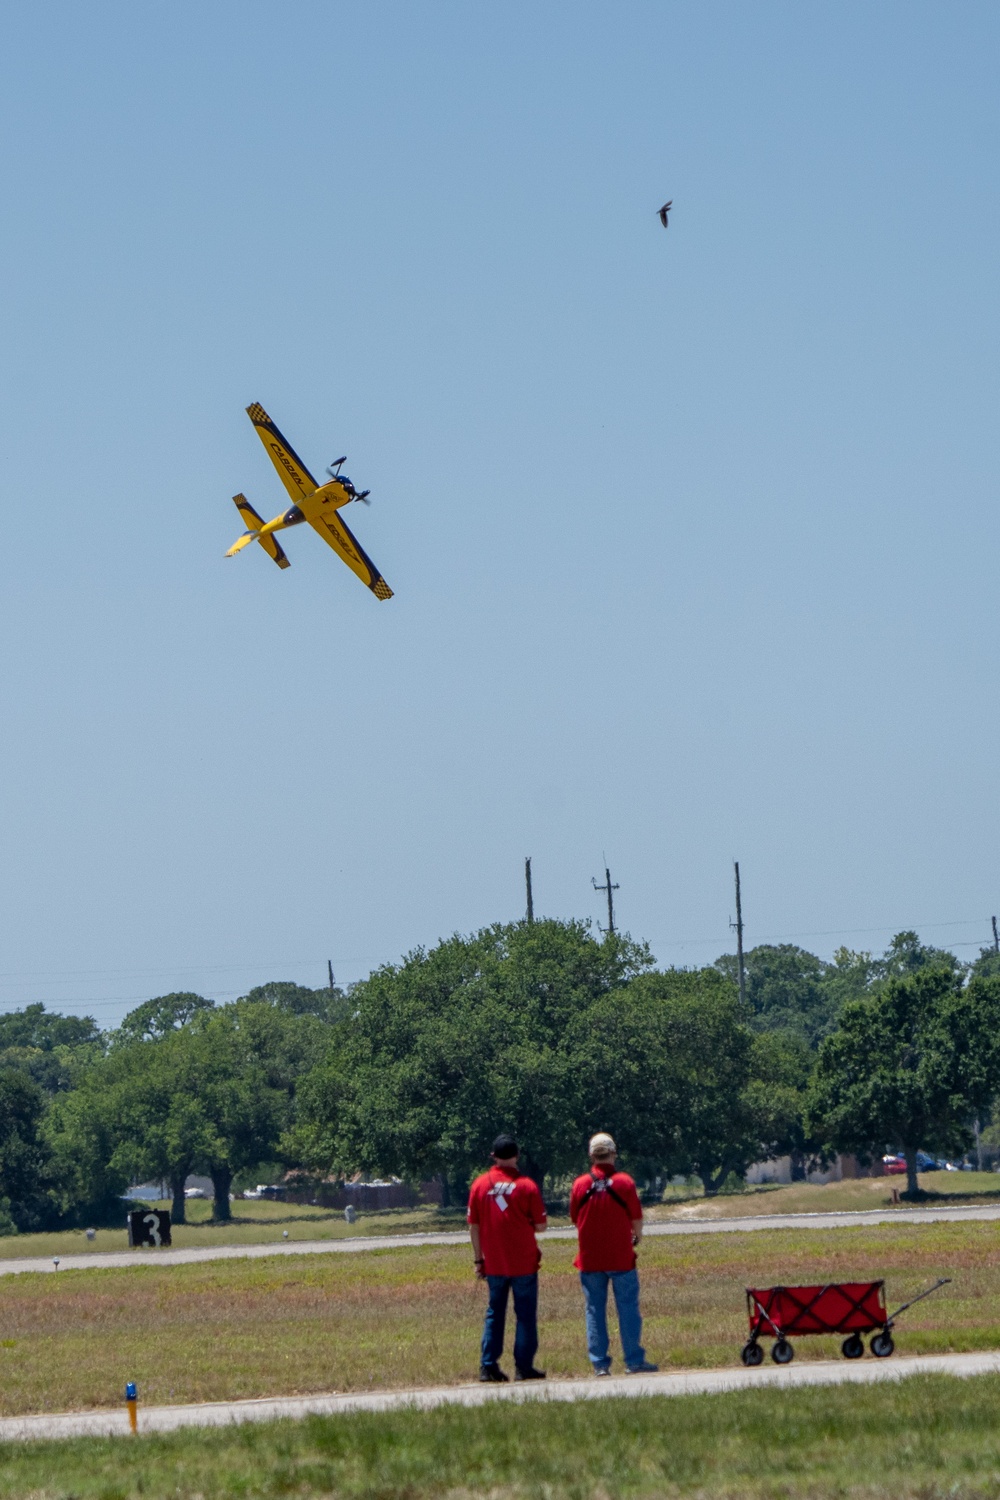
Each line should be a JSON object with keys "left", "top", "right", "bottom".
{"left": 0, "top": 1068, "right": 57, "bottom": 1232}
{"left": 193, "top": 1000, "right": 330, "bottom": 1219}
{"left": 715, "top": 945, "right": 839, "bottom": 1048}
{"left": 0, "top": 1004, "right": 100, "bottom": 1052}
{"left": 45, "top": 1075, "right": 130, "bottom": 1228}
{"left": 808, "top": 968, "right": 1000, "bottom": 1196}
{"left": 116, "top": 993, "right": 214, "bottom": 1043}
{"left": 875, "top": 931, "right": 963, "bottom": 982}
{"left": 292, "top": 928, "right": 810, "bottom": 1198}
{"left": 969, "top": 945, "right": 1000, "bottom": 983}
{"left": 0, "top": 1004, "right": 103, "bottom": 1097}
{"left": 747, "top": 1029, "right": 824, "bottom": 1179}
{"left": 50, "top": 1030, "right": 216, "bottom": 1222}
{"left": 818, "top": 946, "right": 882, "bottom": 1015}
{"left": 292, "top": 920, "right": 652, "bottom": 1194}
{"left": 583, "top": 968, "right": 803, "bottom": 1192}
{"left": 239, "top": 981, "right": 351, "bottom": 1025}
{"left": 56, "top": 993, "right": 333, "bottom": 1225}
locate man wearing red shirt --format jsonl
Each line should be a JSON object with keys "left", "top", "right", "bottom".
{"left": 467, "top": 1134, "right": 547, "bottom": 1382}
{"left": 570, "top": 1132, "right": 658, "bottom": 1376}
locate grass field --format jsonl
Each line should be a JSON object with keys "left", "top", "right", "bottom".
{"left": 0, "top": 1219, "right": 997, "bottom": 1415}
{"left": 0, "top": 1200, "right": 482, "bottom": 1262}
{"left": 4, "top": 1173, "right": 1000, "bottom": 1264}
{"left": 649, "top": 1171, "right": 1000, "bottom": 1220}
{"left": 3, "top": 1375, "right": 1000, "bottom": 1497}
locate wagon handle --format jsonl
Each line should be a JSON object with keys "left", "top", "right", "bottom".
{"left": 746, "top": 1288, "right": 783, "bottom": 1340}
{"left": 885, "top": 1277, "right": 951, "bottom": 1328}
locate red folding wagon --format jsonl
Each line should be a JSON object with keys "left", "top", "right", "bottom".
{"left": 741, "top": 1278, "right": 949, "bottom": 1366}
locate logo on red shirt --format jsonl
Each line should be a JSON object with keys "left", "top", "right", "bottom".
{"left": 488, "top": 1181, "right": 516, "bottom": 1212}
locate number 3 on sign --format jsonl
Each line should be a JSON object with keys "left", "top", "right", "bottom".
{"left": 128, "top": 1208, "right": 171, "bottom": 1248}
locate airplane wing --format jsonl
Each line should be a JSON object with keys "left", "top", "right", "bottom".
{"left": 246, "top": 403, "right": 319, "bottom": 503}
{"left": 309, "top": 510, "right": 393, "bottom": 599}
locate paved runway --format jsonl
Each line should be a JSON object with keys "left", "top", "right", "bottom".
{"left": 2, "top": 1350, "right": 998, "bottom": 1443}
{"left": 5, "top": 1201, "right": 1000, "bottom": 1277}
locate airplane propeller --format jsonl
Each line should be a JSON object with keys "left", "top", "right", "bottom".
{"left": 327, "top": 456, "right": 347, "bottom": 477}
{"left": 356, "top": 490, "right": 371, "bottom": 505}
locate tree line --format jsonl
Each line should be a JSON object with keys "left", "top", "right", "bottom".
{"left": 0, "top": 920, "right": 999, "bottom": 1231}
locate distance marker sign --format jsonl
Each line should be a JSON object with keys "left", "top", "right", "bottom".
{"left": 128, "top": 1209, "right": 171, "bottom": 1247}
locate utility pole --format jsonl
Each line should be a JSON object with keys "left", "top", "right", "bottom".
{"left": 525, "top": 857, "right": 534, "bottom": 924}
{"left": 732, "top": 862, "right": 746, "bottom": 1009}
{"left": 592, "top": 866, "right": 619, "bottom": 935}
{"left": 992, "top": 915, "right": 999, "bottom": 954}
{"left": 328, "top": 959, "right": 336, "bottom": 991}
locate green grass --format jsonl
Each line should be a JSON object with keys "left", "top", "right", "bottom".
{"left": 0, "top": 1201, "right": 486, "bottom": 1261}
{"left": 649, "top": 1170, "right": 1000, "bottom": 1219}
{"left": 4, "top": 1374, "right": 1000, "bottom": 1496}
{"left": 0, "top": 1219, "right": 996, "bottom": 1415}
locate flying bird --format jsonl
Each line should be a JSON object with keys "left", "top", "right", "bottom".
{"left": 658, "top": 200, "right": 673, "bottom": 229}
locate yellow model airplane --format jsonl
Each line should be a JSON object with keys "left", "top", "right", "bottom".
{"left": 226, "top": 403, "right": 393, "bottom": 600}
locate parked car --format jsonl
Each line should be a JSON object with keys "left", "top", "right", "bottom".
{"left": 915, "top": 1151, "right": 939, "bottom": 1172}
{"left": 882, "top": 1154, "right": 907, "bottom": 1175}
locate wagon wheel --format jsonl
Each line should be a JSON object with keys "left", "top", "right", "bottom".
{"left": 870, "top": 1331, "right": 895, "bottom": 1358}
{"left": 841, "top": 1333, "right": 864, "bottom": 1359}
{"left": 771, "top": 1339, "right": 794, "bottom": 1365}
{"left": 741, "top": 1341, "right": 764, "bottom": 1367}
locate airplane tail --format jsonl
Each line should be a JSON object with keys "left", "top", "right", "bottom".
{"left": 226, "top": 494, "right": 290, "bottom": 569}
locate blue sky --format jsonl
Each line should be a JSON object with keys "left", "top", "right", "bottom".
{"left": 1, "top": 4, "right": 998, "bottom": 1025}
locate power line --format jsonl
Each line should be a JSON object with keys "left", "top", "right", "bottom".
{"left": 0, "top": 914, "right": 993, "bottom": 989}
{"left": 1, "top": 911, "right": 997, "bottom": 1018}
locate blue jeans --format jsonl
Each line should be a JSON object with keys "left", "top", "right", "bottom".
{"left": 481, "top": 1274, "right": 538, "bottom": 1372}
{"left": 579, "top": 1269, "right": 645, "bottom": 1371}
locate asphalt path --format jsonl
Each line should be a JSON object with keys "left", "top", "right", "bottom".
{"left": 6, "top": 1202, "right": 1000, "bottom": 1277}
{"left": 2, "top": 1351, "right": 999, "bottom": 1443}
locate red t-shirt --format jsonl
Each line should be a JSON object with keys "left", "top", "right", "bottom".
{"left": 467, "top": 1164, "right": 547, "bottom": 1277}
{"left": 570, "top": 1164, "right": 642, "bottom": 1272}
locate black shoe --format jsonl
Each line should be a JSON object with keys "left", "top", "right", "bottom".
{"left": 479, "top": 1364, "right": 509, "bottom": 1383}
{"left": 514, "top": 1367, "right": 546, "bottom": 1381}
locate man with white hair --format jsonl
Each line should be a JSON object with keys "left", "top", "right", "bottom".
{"left": 569, "top": 1132, "right": 658, "bottom": 1376}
